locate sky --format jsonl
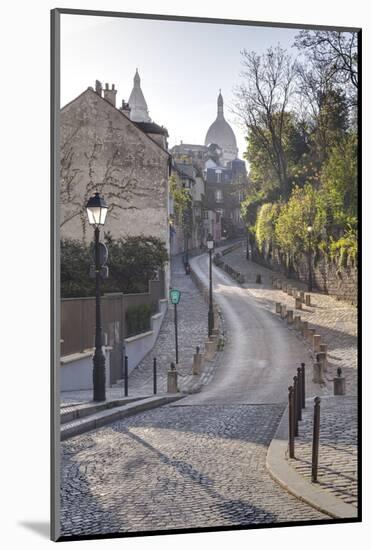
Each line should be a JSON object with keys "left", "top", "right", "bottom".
{"left": 60, "top": 14, "right": 300, "bottom": 157}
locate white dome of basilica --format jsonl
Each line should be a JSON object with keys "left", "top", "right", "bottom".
{"left": 204, "top": 91, "right": 238, "bottom": 165}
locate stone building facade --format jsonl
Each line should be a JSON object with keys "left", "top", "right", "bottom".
{"left": 60, "top": 79, "right": 171, "bottom": 291}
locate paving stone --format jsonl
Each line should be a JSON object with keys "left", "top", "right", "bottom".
{"left": 60, "top": 403, "right": 326, "bottom": 536}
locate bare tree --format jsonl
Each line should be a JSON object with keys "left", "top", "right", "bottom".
{"left": 294, "top": 31, "right": 358, "bottom": 91}
{"left": 234, "top": 46, "right": 298, "bottom": 198}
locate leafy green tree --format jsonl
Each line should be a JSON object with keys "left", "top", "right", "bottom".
{"left": 61, "top": 239, "right": 95, "bottom": 297}
{"left": 320, "top": 132, "right": 357, "bottom": 230}
{"left": 61, "top": 235, "right": 168, "bottom": 298}
{"left": 275, "top": 184, "right": 326, "bottom": 259}
{"left": 255, "top": 203, "right": 281, "bottom": 257}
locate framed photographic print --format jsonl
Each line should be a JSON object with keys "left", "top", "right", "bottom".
{"left": 51, "top": 8, "right": 361, "bottom": 542}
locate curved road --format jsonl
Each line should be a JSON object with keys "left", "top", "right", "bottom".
{"left": 185, "top": 252, "right": 314, "bottom": 405}
{"left": 60, "top": 251, "right": 328, "bottom": 538}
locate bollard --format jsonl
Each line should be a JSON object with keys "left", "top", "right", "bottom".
{"left": 256, "top": 273, "right": 262, "bottom": 284}
{"left": 204, "top": 340, "right": 216, "bottom": 361}
{"left": 276, "top": 279, "right": 282, "bottom": 289}
{"left": 311, "top": 397, "right": 321, "bottom": 482}
{"left": 280, "top": 304, "right": 287, "bottom": 319}
{"left": 167, "top": 362, "right": 178, "bottom": 393}
{"left": 317, "top": 352, "right": 327, "bottom": 374}
{"left": 301, "top": 363, "right": 306, "bottom": 408}
{"left": 334, "top": 367, "right": 346, "bottom": 395}
{"left": 287, "top": 310, "right": 294, "bottom": 324}
{"left": 288, "top": 386, "right": 295, "bottom": 458}
{"left": 294, "top": 315, "right": 301, "bottom": 330}
{"left": 319, "top": 343, "right": 328, "bottom": 354}
{"left": 282, "top": 282, "right": 287, "bottom": 293}
{"left": 297, "top": 367, "right": 302, "bottom": 420}
{"left": 292, "top": 288, "right": 298, "bottom": 298}
{"left": 295, "top": 297, "right": 302, "bottom": 310}
{"left": 312, "top": 362, "right": 324, "bottom": 384}
{"left": 124, "top": 355, "right": 129, "bottom": 397}
{"left": 305, "top": 294, "right": 311, "bottom": 306}
{"left": 301, "top": 320, "right": 309, "bottom": 337}
{"left": 192, "top": 346, "right": 202, "bottom": 375}
{"left": 153, "top": 357, "right": 157, "bottom": 395}
{"left": 293, "top": 375, "right": 299, "bottom": 436}
{"left": 307, "top": 328, "right": 316, "bottom": 345}
{"left": 313, "top": 334, "right": 321, "bottom": 352}
{"left": 276, "top": 302, "right": 282, "bottom": 314}
{"left": 300, "top": 290, "right": 305, "bottom": 303}
{"left": 287, "top": 286, "right": 293, "bottom": 296}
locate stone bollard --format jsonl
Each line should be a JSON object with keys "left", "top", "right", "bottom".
{"left": 204, "top": 340, "right": 216, "bottom": 361}
{"left": 334, "top": 367, "right": 346, "bottom": 395}
{"left": 287, "top": 310, "right": 294, "bottom": 324}
{"left": 295, "top": 297, "right": 302, "bottom": 310}
{"left": 276, "top": 302, "right": 282, "bottom": 314}
{"left": 167, "top": 362, "right": 179, "bottom": 393}
{"left": 320, "top": 343, "right": 328, "bottom": 355}
{"left": 280, "top": 304, "right": 287, "bottom": 319}
{"left": 256, "top": 273, "right": 262, "bottom": 284}
{"left": 301, "top": 321, "right": 309, "bottom": 337}
{"left": 312, "top": 362, "right": 324, "bottom": 384}
{"left": 287, "top": 286, "right": 293, "bottom": 296}
{"left": 305, "top": 294, "right": 311, "bottom": 306}
{"left": 316, "top": 352, "right": 327, "bottom": 374}
{"left": 272, "top": 278, "right": 277, "bottom": 289}
{"left": 276, "top": 279, "right": 282, "bottom": 290}
{"left": 282, "top": 282, "right": 287, "bottom": 293}
{"left": 294, "top": 315, "right": 301, "bottom": 330}
{"left": 307, "top": 328, "right": 316, "bottom": 345}
{"left": 313, "top": 334, "right": 321, "bottom": 353}
{"left": 300, "top": 291, "right": 305, "bottom": 303}
{"left": 192, "top": 346, "right": 203, "bottom": 375}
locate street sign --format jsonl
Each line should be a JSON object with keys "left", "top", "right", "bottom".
{"left": 170, "top": 289, "right": 181, "bottom": 305}
{"left": 91, "top": 242, "right": 108, "bottom": 266}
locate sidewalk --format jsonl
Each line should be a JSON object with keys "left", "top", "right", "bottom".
{"left": 224, "top": 246, "right": 357, "bottom": 396}
{"left": 61, "top": 254, "right": 222, "bottom": 407}
{"left": 220, "top": 245, "right": 358, "bottom": 517}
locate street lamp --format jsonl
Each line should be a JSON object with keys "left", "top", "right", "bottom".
{"left": 206, "top": 233, "right": 214, "bottom": 337}
{"left": 307, "top": 225, "right": 313, "bottom": 292}
{"left": 86, "top": 192, "right": 108, "bottom": 401}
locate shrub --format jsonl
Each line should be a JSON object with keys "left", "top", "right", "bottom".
{"left": 126, "top": 303, "right": 152, "bottom": 337}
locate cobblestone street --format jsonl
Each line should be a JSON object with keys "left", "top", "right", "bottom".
{"left": 61, "top": 402, "right": 327, "bottom": 537}
{"left": 60, "top": 249, "right": 336, "bottom": 538}
{"left": 288, "top": 396, "right": 357, "bottom": 507}
{"left": 61, "top": 255, "right": 221, "bottom": 406}
{"left": 218, "top": 246, "right": 358, "bottom": 512}
{"left": 223, "top": 245, "right": 357, "bottom": 396}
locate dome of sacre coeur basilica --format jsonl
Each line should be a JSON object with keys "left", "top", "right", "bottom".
{"left": 204, "top": 91, "right": 238, "bottom": 162}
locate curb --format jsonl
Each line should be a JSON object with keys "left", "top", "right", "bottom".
{"left": 266, "top": 404, "right": 358, "bottom": 519}
{"left": 61, "top": 394, "right": 186, "bottom": 440}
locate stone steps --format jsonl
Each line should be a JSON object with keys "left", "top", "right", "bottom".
{"left": 61, "top": 394, "right": 185, "bottom": 440}
{"left": 60, "top": 396, "right": 149, "bottom": 424}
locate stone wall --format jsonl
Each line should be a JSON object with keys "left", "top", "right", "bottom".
{"left": 252, "top": 249, "right": 358, "bottom": 306}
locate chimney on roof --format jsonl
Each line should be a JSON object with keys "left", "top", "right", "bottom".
{"left": 103, "top": 83, "right": 117, "bottom": 107}
{"left": 95, "top": 80, "right": 103, "bottom": 96}
{"left": 119, "top": 99, "right": 131, "bottom": 118}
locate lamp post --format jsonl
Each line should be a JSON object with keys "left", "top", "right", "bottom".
{"left": 307, "top": 225, "right": 313, "bottom": 292}
{"left": 86, "top": 192, "right": 108, "bottom": 402}
{"left": 207, "top": 233, "right": 214, "bottom": 337}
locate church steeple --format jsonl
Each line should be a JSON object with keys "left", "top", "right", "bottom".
{"left": 217, "top": 89, "right": 224, "bottom": 118}
{"left": 128, "top": 69, "right": 151, "bottom": 123}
